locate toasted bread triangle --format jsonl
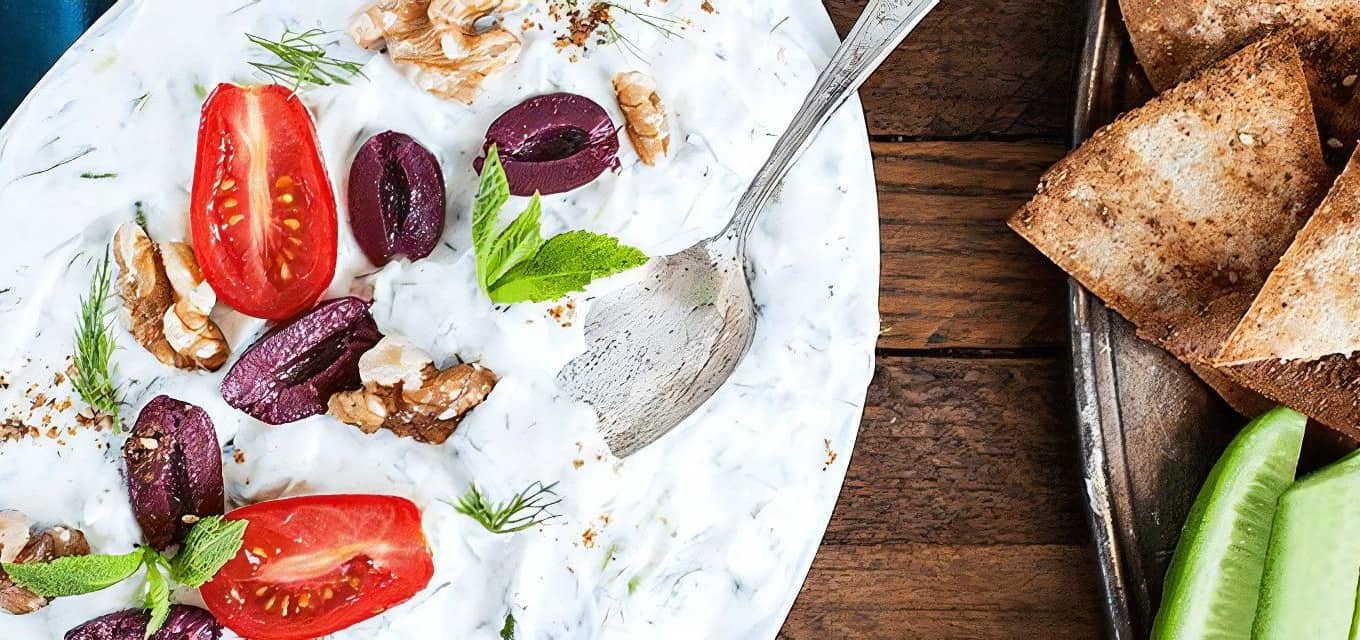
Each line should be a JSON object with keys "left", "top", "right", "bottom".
{"left": 1009, "top": 38, "right": 1330, "bottom": 378}
{"left": 1219, "top": 150, "right": 1360, "bottom": 365}
{"left": 1122, "top": 0, "right": 1360, "bottom": 160}
{"left": 1219, "top": 356, "right": 1360, "bottom": 440}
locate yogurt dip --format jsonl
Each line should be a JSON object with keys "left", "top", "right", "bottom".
{"left": 0, "top": 0, "right": 879, "bottom": 637}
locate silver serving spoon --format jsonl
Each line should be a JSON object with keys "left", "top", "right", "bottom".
{"left": 558, "top": 0, "right": 939, "bottom": 457}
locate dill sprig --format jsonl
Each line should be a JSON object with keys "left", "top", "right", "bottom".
{"left": 246, "top": 28, "right": 366, "bottom": 92}
{"left": 604, "top": 2, "right": 685, "bottom": 39}
{"left": 596, "top": 2, "right": 685, "bottom": 60}
{"left": 562, "top": 0, "right": 684, "bottom": 60}
{"left": 455, "top": 481, "right": 562, "bottom": 534}
{"left": 72, "top": 250, "right": 122, "bottom": 430}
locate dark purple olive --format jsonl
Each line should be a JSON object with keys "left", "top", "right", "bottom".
{"left": 474, "top": 93, "right": 620, "bottom": 196}
{"left": 65, "top": 606, "right": 222, "bottom": 640}
{"left": 221, "top": 297, "right": 382, "bottom": 425}
{"left": 348, "top": 131, "right": 446, "bottom": 266}
{"left": 124, "top": 396, "right": 224, "bottom": 550}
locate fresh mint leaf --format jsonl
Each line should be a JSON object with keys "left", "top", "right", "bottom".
{"left": 169, "top": 516, "right": 247, "bottom": 588}
{"left": 500, "top": 612, "right": 516, "bottom": 640}
{"left": 473, "top": 145, "right": 513, "bottom": 290}
{"left": 142, "top": 554, "right": 171, "bottom": 638}
{"left": 2, "top": 547, "right": 144, "bottom": 597}
{"left": 483, "top": 195, "right": 545, "bottom": 290}
{"left": 471, "top": 145, "right": 647, "bottom": 304}
{"left": 488, "top": 231, "right": 648, "bottom": 304}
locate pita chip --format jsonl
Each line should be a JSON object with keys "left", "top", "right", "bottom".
{"left": 1212, "top": 150, "right": 1360, "bottom": 437}
{"left": 1009, "top": 38, "right": 1331, "bottom": 398}
{"left": 1219, "top": 355, "right": 1360, "bottom": 439}
{"left": 1219, "top": 150, "right": 1360, "bottom": 365}
{"left": 1121, "top": 0, "right": 1360, "bottom": 160}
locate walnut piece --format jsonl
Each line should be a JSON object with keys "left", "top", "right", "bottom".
{"left": 113, "top": 224, "right": 228, "bottom": 371}
{"left": 0, "top": 523, "right": 90, "bottom": 615}
{"left": 0, "top": 511, "right": 29, "bottom": 563}
{"left": 350, "top": 0, "right": 524, "bottom": 104}
{"left": 328, "top": 336, "right": 498, "bottom": 444}
{"left": 159, "top": 242, "right": 229, "bottom": 370}
{"left": 614, "top": 71, "right": 670, "bottom": 166}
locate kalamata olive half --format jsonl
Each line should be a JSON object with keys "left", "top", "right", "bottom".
{"left": 474, "top": 93, "right": 620, "bottom": 196}
{"left": 124, "top": 396, "right": 224, "bottom": 550}
{"left": 348, "top": 131, "right": 446, "bottom": 266}
{"left": 65, "top": 606, "right": 222, "bottom": 640}
{"left": 221, "top": 297, "right": 382, "bottom": 425}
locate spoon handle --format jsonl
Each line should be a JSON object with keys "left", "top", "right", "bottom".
{"left": 723, "top": 0, "right": 939, "bottom": 249}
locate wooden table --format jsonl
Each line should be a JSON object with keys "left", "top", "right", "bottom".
{"left": 780, "top": 1, "right": 1107, "bottom": 637}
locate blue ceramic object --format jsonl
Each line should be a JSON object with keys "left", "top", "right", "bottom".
{"left": 0, "top": 0, "right": 115, "bottom": 120}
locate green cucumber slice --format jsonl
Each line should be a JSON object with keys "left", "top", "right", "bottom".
{"left": 1253, "top": 447, "right": 1360, "bottom": 639}
{"left": 1350, "top": 586, "right": 1360, "bottom": 640}
{"left": 1151, "top": 406, "right": 1306, "bottom": 639}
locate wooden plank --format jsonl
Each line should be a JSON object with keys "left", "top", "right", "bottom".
{"left": 825, "top": 354, "right": 1087, "bottom": 546}
{"left": 780, "top": 544, "right": 1105, "bottom": 639}
{"left": 782, "top": 356, "right": 1102, "bottom": 639}
{"left": 826, "top": 0, "right": 1082, "bottom": 138}
{"left": 874, "top": 141, "right": 1069, "bottom": 350}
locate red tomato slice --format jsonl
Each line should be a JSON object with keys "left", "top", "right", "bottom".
{"left": 190, "top": 84, "right": 338, "bottom": 320}
{"left": 200, "top": 495, "right": 434, "bottom": 640}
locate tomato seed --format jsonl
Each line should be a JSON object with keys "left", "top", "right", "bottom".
{"left": 264, "top": 594, "right": 277, "bottom": 612}
{"left": 282, "top": 219, "right": 301, "bottom": 230}
{"left": 223, "top": 198, "right": 239, "bottom": 209}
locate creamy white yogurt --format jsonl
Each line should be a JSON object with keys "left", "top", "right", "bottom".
{"left": 0, "top": 1, "right": 879, "bottom": 638}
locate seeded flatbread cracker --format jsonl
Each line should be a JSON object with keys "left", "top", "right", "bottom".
{"left": 1218, "top": 150, "right": 1360, "bottom": 365}
{"left": 1009, "top": 38, "right": 1330, "bottom": 385}
{"left": 1122, "top": 0, "right": 1360, "bottom": 160}
{"left": 1212, "top": 151, "right": 1360, "bottom": 436}
{"left": 1219, "top": 356, "right": 1360, "bottom": 440}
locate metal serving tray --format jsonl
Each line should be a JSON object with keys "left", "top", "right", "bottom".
{"left": 1068, "top": 6, "right": 1360, "bottom": 636}
{"left": 1068, "top": 1, "right": 1240, "bottom": 638}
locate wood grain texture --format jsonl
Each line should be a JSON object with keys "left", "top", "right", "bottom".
{"left": 788, "top": 1, "right": 1100, "bottom": 638}
{"left": 825, "top": 0, "right": 1083, "bottom": 138}
{"left": 875, "top": 141, "right": 1069, "bottom": 350}
{"left": 783, "top": 358, "right": 1104, "bottom": 639}
{"left": 780, "top": 544, "right": 1104, "bottom": 639}
{"left": 825, "top": 354, "right": 1086, "bottom": 546}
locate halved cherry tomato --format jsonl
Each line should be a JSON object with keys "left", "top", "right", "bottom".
{"left": 190, "top": 84, "right": 338, "bottom": 320}
{"left": 200, "top": 494, "right": 434, "bottom": 640}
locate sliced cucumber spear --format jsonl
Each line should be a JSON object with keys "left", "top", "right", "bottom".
{"left": 1351, "top": 587, "right": 1360, "bottom": 640}
{"left": 1152, "top": 407, "right": 1306, "bottom": 640}
{"left": 1254, "top": 447, "right": 1360, "bottom": 639}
